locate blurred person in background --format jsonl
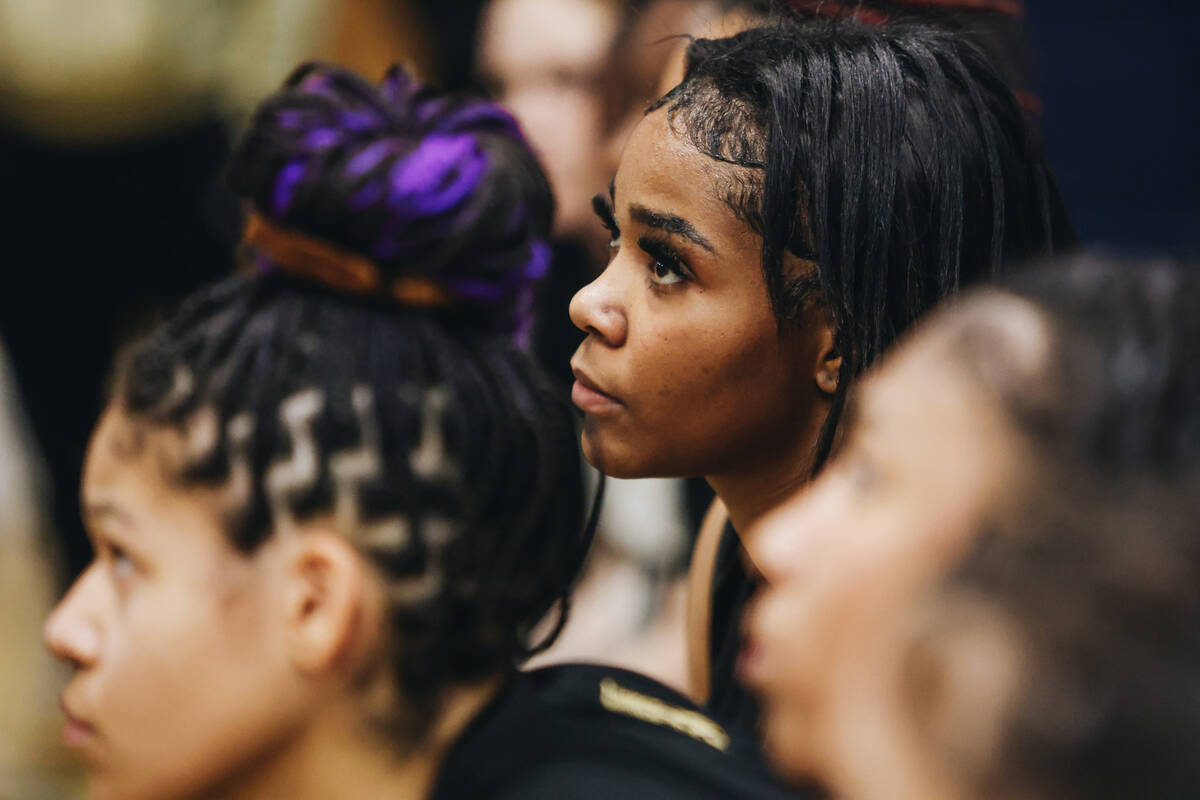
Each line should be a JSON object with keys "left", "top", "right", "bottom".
{"left": 570, "top": 14, "right": 1073, "bottom": 753}
{"left": 478, "top": 0, "right": 621, "bottom": 259}
{"left": 744, "top": 255, "right": 1200, "bottom": 795}
{"left": 42, "top": 62, "right": 592, "bottom": 800}
{"left": 0, "top": 343, "right": 82, "bottom": 799}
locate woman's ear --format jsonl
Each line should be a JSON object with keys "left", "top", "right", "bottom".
{"left": 282, "top": 531, "right": 370, "bottom": 676}
{"left": 815, "top": 325, "right": 842, "bottom": 397}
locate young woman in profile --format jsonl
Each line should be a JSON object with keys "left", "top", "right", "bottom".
{"left": 569, "top": 14, "right": 1075, "bottom": 735}
{"left": 743, "top": 255, "right": 1200, "bottom": 798}
{"left": 42, "top": 62, "right": 592, "bottom": 800}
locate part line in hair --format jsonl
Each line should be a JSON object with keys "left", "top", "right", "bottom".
{"left": 265, "top": 389, "right": 326, "bottom": 527}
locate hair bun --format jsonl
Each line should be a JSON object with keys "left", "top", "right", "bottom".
{"left": 227, "top": 62, "right": 554, "bottom": 340}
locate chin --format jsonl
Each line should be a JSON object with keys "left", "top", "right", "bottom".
{"left": 762, "top": 715, "right": 822, "bottom": 789}
{"left": 580, "top": 423, "right": 706, "bottom": 479}
{"left": 581, "top": 434, "right": 639, "bottom": 478}
{"left": 579, "top": 429, "right": 659, "bottom": 479}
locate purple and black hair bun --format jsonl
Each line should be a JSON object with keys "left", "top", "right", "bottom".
{"left": 227, "top": 62, "right": 554, "bottom": 341}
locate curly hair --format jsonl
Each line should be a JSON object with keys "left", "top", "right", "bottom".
{"left": 940, "top": 471, "right": 1200, "bottom": 799}
{"left": 949, "top": 255, "right": 1200, "bottom": 478}
{"left": 904, "top": 256, "right": 1200, "bottom": 797}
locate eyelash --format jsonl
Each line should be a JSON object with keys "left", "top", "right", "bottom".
{"left": 593, "top": 195, "right": 620, "bottom": 248}
{"left": 592, "top": 195, "right": 692, "bottom": 288}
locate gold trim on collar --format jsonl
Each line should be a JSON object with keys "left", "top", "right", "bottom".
{"left": 599, "top": 678, "right": 730, "bottom": 752}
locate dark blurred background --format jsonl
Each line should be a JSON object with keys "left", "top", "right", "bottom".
{"left": 1027, "top": 1, "right": 1199, "bottom": 256}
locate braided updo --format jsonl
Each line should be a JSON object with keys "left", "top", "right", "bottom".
{"left": 228, "top": 62, "right": 554, "bottom": 343}
{"left": 112, "top": 64, "right": 587, "bottom": 741}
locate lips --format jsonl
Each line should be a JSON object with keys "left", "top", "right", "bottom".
{"left": 60, "top": 694, "right": 97, "bottom": 747}
{"left": 738, "top": 594, "right": 773, "bottom": 689}
{"left": 737, "top": 634, "right": 768, "bottom": 687}
{"left": 570, "top": 364, "right": 623, "bottom": 414}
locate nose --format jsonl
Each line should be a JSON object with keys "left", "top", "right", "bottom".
{"left": 569, "top": 266, "right": 627, "bottom": 348}
{"left": 45, "top": 565, "right": 103, "bottom": 670}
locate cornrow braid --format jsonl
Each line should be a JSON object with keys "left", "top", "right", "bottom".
{"left": 112, "top": 65, "right": 590, "bottom": 742}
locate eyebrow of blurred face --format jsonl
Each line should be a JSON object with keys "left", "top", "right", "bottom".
{"left": 83, "top": 500, "right": 137, "bottom": 532}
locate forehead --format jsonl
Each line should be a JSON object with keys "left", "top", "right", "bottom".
{"left": 83, "top": 408, "right": 216, "bottom": 528}
{"left": 615, "top": 109, "right": 759, "bottom": 246}
{"left": 84, "top": 407, "right": 151, "bottom": 487}
{"left": 858, "top": 332, "right": 998, "bottom": 445}
{"left": 860, "top": 291, "right": 1053, "bottom": 431}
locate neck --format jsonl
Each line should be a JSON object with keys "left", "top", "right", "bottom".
{"left": 700, "top": 393, "right": 835, "bottom": 563}
{"left": 706, "top": 412, "right": 826, "bottom": 566}
{"left": 224, "top": 679, "right": 500, "bottom": 800}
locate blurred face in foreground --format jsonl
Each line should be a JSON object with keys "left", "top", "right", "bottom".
{"left": 741, "top": 294, "right": 1051, "bottom": 798}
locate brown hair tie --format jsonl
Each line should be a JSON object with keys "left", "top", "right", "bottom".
{"left": 243, "top": 212, "right": 456, "bottom": 308}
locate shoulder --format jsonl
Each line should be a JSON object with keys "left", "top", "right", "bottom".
{"left": 432, "top": 664, "right": 808, "bottom": 800}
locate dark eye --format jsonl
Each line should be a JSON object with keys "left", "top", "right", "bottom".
{"left": 639, "top": 237, "right": 690, "bottom": 286}
{"left": 649, "top": 257, "right": 685, "bottom": 285}
{"left": 108, "top": 543, "right": 137, "bottom": 582}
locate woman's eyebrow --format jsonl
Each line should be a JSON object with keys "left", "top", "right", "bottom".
{"left": 628, "top": 204, "right": 716, "bottom": 253}
{"left": 83, "top": 499, "right": 138, "bottom": 531}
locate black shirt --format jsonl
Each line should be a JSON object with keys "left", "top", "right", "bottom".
{"left": 432, "top": 664, "right": 814, "bottom": 799}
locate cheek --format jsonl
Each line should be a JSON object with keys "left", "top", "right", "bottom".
{"left": 91, "top": 576, "right": 299, "bottom": 800}
{"left": 619, "top": 309, "right": 804, "bottom": 470}
{"left": 821, "top": 625, "right": 925, "bottom": 800}
{"left": 756, "top": 597, "right": 846, "bottom": 785}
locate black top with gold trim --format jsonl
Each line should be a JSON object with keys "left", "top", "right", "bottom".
{"left": 432, "top": 664, "right": 815, "bottom": 799}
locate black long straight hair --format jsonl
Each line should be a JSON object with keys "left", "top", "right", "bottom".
{"left": 652, "top": 17, "right": 1076, "bottom": 470}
